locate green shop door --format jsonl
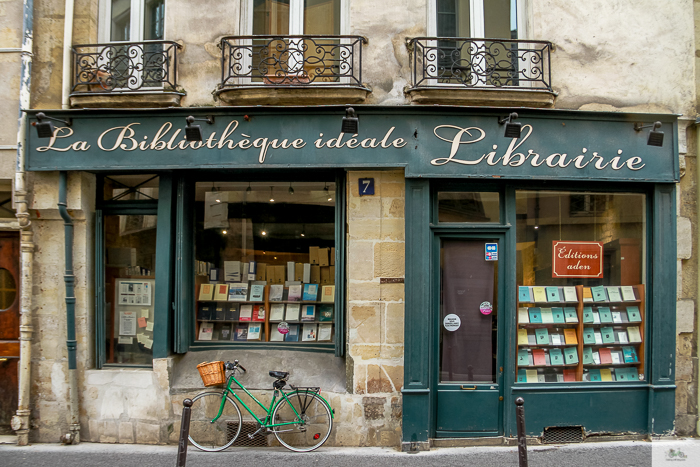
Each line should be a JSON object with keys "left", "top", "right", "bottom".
{"left": 435, "top": 237, "right": 504, "bottom": 437}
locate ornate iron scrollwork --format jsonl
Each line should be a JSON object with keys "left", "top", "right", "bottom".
{"left": 218, "top": 35, "right": 366, "bottom": 88}
{"left": 71, "top": 40, "right": 181, "bottom": 94}
{"left": 408, "top": 37, "right": 552, "bottom": 91}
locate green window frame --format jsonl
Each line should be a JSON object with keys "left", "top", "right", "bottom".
{"left": 172, "top": 171, "right": 346, "bottom": 357}
{"left": 95, "top": 173, "right": 171, "bottom": 368}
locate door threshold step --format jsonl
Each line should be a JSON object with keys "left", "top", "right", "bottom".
{"left": 431, "top": 437, "right": 544, "bottom": 448}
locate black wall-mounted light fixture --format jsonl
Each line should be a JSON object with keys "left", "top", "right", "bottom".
{"left": 33, "top": 112, "right": 72, "bottom": 139}
{"left": 498, "top": 112, "right": 521, "bottom": 138}
{"left": 634, "top": 121, "right": 664, "bottom": 147}
{"left": 289, "top": 182, "right": 294, "bottom": 195}
{"left": 341, "top": 106, "right": 359, "bottom": 134}
{"left": 185, "top": 115, "right": 215, "bottom": 142}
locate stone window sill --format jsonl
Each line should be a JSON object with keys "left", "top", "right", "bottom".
{"left": 69, "top": 92, "right": 184, "bottom": 109}
{"left": 405, "top": 87, "right": 556, "bottom": 108}
{"left": 216, "top": 85, "right": 371, "bottom": 106}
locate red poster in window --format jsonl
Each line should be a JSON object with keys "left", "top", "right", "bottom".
{"left": 552, "top": 241, "right": 603, "bottom": 278}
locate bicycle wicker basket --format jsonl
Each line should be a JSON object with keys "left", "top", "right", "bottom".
{"left": 197, "top": 361, "right": 226, "bottom": 387}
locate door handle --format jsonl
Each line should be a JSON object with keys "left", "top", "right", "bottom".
{"left": 460, "top": 385, "right": 477, "bottom": 390}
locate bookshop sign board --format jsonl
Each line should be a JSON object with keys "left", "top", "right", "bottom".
{"left": 24, "top": 108, "right": 678, "bottom": 183}
{"left": 552, "top": 241, "right": 604, "bottom": 278}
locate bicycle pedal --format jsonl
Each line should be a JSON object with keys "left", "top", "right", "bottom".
{"left": 247, "top": 433, "right": 255, "bottom": 439}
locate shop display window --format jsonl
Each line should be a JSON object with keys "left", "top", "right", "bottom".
{"left": 515, "top": 191, "right": 646, "bottom": 383}
{"left": 98, "top": 174, "right": 159, "bottom": 366}
{"left": 193, "top": 181, "right": 336, "bottom": 346}
{"left": 104, "top": 213, "right": 157, "bottom": 365}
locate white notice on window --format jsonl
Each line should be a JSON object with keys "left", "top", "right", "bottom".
{"left": 118, "top": 281, "right": 152, "bottom": 306}
{"left": 120, "top": 311, "right": 137, "bottom": 336}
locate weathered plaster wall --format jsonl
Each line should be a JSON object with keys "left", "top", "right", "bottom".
{"left": 0, "top": 0, "right": 23, "bottom": 181}
{"left": 165, "top": 0, "right": 239, "bottom": 106}
{"left": 32, "top": 0, "right": 98, "bottom": 109}
{"left": 350, "top": 1, "right": 426, "bottom": 104}
{"left": 535, "top": 0, "right": 696, "bottom": 115}
{"left": 28, "top": 0, "right": 698, "bottom": 113}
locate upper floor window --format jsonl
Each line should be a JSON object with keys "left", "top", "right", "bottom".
{"left": 431, "top": 0, "right": 520, "bottom": 39}
{"left": 243, "top": 0, "right": 344, "bottom": 35}
{"left": 102, "top": 0, "right": 165, "bottom": 42}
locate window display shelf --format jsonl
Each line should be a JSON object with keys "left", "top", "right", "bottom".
{"left": 516, "top": 284, "right": 645, "bottom": 383}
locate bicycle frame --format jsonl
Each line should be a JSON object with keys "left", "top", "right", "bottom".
{"left": 208, "top": 372, "right": 315, "bottom": 430}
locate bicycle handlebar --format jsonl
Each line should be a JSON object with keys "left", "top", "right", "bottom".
{"left": 225, "top": 360, "right": 247, "bottom": 373}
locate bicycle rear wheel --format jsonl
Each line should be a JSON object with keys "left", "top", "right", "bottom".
{"left": 188, "top": 391, "right": 242, "bottom": 452}
{"left": 271, "top": 391, "right": 333, "bottom": 452}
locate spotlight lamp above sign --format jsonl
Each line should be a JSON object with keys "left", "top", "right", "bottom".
{"left": 498, "top": 112, "right": 521, "bottom": 139}
{"left": 342, "top": 107, "right": 359, "bottom": 135}
{"left": 185, "top": 115, "right": 215, "bottom": 142}
{"left": 634, "top": 121, "right": 664, "bottom": 147}
{"left": 33, "top": 112, "right": 72, "bottom": 139}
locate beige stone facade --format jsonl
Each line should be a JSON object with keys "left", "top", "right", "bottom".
{"left": 0, "top": 0, "right": 697, "bottom": 446}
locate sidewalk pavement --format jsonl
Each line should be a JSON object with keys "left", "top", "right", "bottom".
{"left": 0, "top": 438, "right": 699, "bottom": 467}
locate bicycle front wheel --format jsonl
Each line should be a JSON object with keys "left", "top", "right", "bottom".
{"left": 188, "top": 391, "right": 242, "bottom": 452}
{"left": 271, "top": 391, "right": 333, "bottom": 452}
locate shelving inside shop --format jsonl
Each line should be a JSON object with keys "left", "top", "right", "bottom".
{"left": 195, "top": 246, "right": 336, "bottom": 344}
{"left": 516, "top": 284, "right": 645, "bottom": 383}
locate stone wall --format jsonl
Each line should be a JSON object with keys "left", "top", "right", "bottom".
{"left": 28, "top": 171, "right": 95, "bottom": 442}
{"left": 345, "top": 170, "right": 405, "bottom": 445}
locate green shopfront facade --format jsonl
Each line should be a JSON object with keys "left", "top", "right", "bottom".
{"left": 26, "top": 106, "right": 678, "bottom": 446}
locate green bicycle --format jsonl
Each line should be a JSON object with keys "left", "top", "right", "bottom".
{"left": 187, "top": 360, "right": 334, "bottom": 453}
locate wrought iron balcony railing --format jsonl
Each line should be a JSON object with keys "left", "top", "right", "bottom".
{"left": 218, "top": 35, "right": 367, "bottom": 88}
{"left": 407, "top": 37, "right": 552, "bottom": 91}
{"left": 71, "top": 40, "right": 182, "bottom": 94}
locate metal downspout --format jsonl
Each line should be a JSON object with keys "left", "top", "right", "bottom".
{"left": 58, "top": 171, "right": 79, "bottom": 444}
{"left": 12, "top": 0, "right": 35, "bottom": 447}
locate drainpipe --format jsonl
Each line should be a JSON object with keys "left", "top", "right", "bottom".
{"left": 58, "top": 171, "right": 80, "bottom": 444}
{"left": 62, "top": 0, "right": 74, "bottom": 109}
{"left": 11, "top": 0, "right": 35, "bottom": 447}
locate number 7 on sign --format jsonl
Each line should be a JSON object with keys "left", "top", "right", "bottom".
{"left": 359, "top": 178, "right": 374, "bottom": 196}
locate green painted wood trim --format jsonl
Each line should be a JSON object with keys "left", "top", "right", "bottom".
{"left": 174, "top": 176, "right": 195, "bottom": 353}
{"left": 403, "top": 178, "right": 431, "bottom": 443}
{"left": 95, "top": 210, "right": 105, "bottom": 368}
{"left": 506, "top": 389, "right": 651, "bottom": 436}
{"left": 335, "top": 173, "right": 346, "bottom": 357}
{"left": 401, "top": 391, "right": 431, "bottom": 444}
{"left": 649, "top": 183, "right": 677, "bottom": 433}
{"left": 503, "top": 184, "right": 516, "bottom": 433}
{"left": 152, "top": 174, "right": 175, "bottom": 359}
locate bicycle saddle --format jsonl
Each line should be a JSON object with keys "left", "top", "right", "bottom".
{"left": 269, "top": 371, "right": 289, "bottom": 379}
